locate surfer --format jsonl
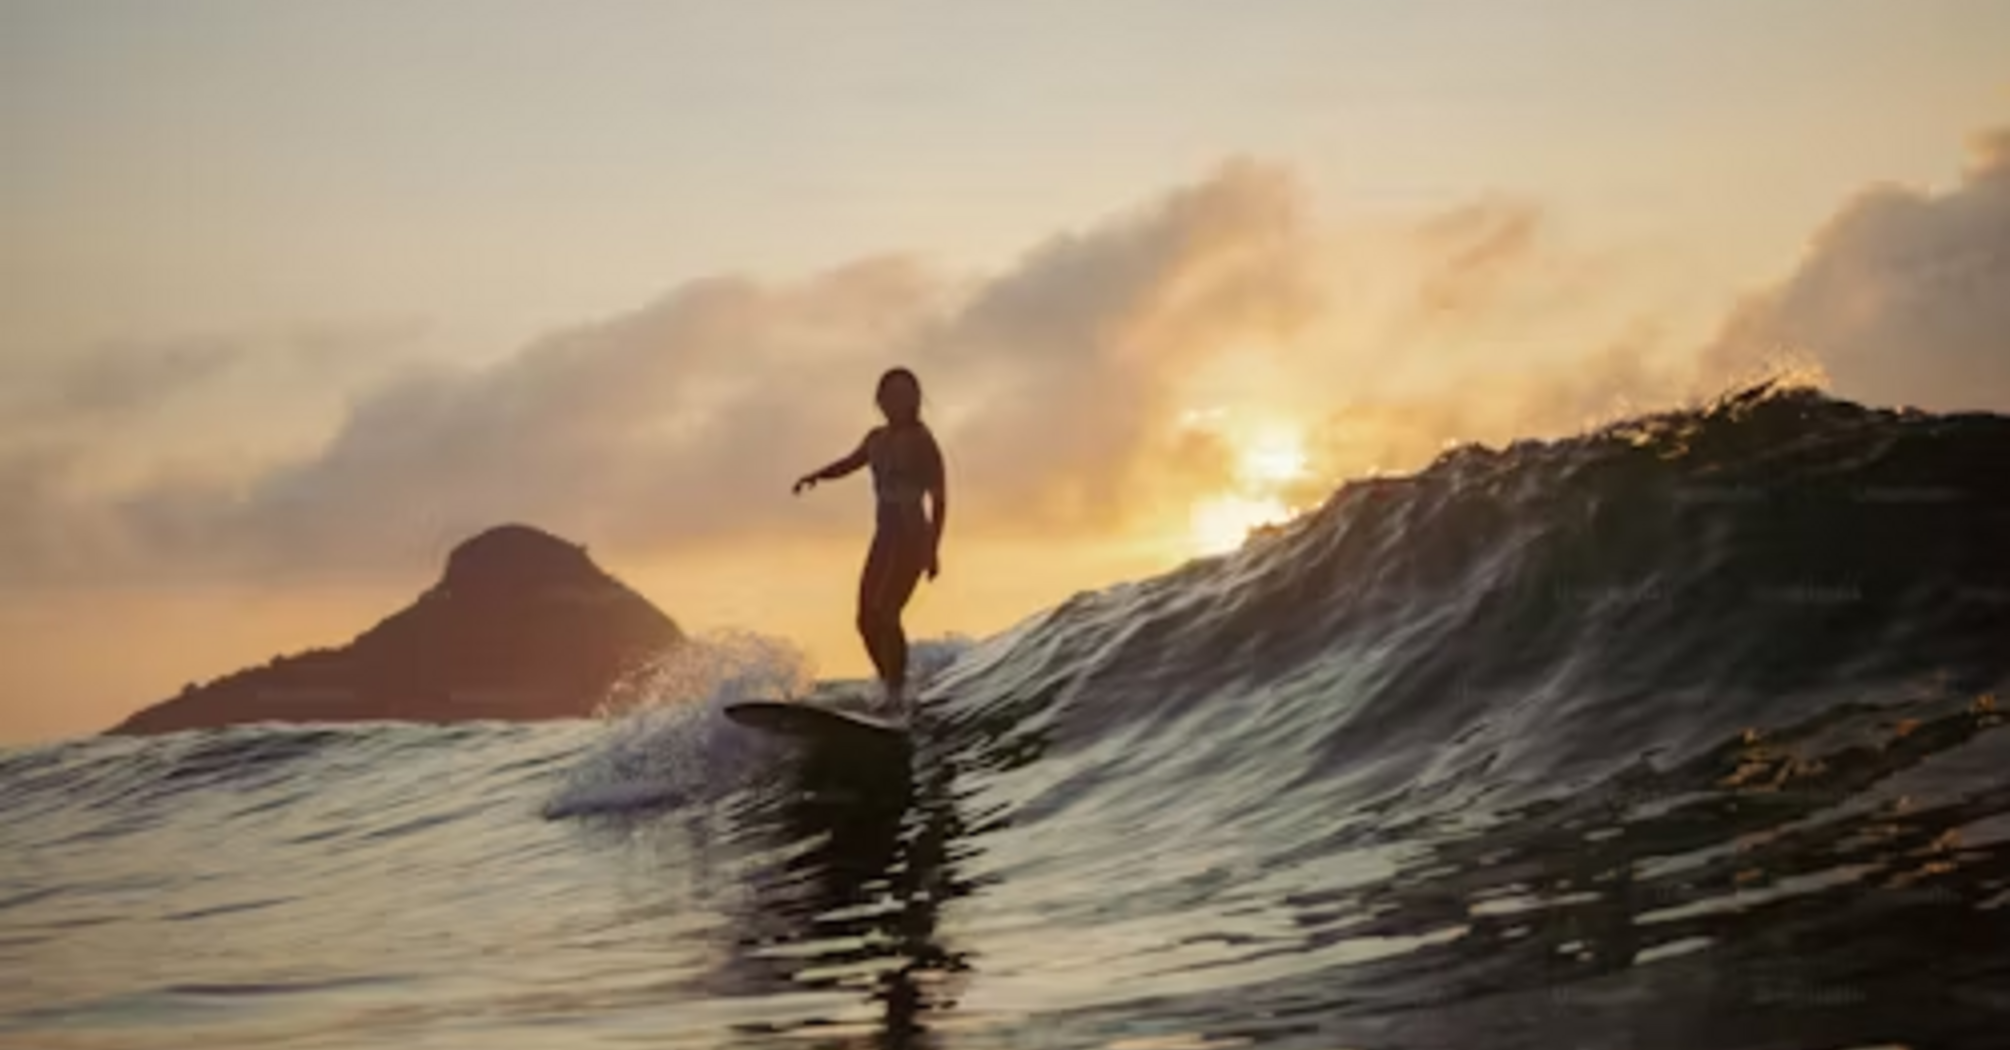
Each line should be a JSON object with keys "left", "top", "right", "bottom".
{"left": 793, "top": 367, "right": 947, "bottom": 708}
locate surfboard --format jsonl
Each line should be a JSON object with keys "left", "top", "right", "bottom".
{"left": 724, "top": 698, "right": 909, "bottom": 747}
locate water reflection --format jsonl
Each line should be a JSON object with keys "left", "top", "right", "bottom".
{"left": 724, "top": 736, "right": 980, "bottom": 1047}
{"left": 594, "top": 683, "right": 2010, "bottom": 1049}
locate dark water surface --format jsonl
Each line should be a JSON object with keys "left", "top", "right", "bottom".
{"left": 6, "top": 388, "right": 2009, "bottom": 1049}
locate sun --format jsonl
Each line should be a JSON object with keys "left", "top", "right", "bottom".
{"left": 1183, "top": 419, "right": 1310, "bottom": 555}
{"left": 1190, "top": 494, "right": 1293, "bottom": 555}
{"left": 1238, "top": 427, "right": 1309, "bottom": 486}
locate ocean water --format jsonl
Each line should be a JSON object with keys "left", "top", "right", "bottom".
{"left": 5, "top": 387, "right": 2009, "bottom": 1049}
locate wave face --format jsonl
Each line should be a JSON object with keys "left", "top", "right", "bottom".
{"left": 6, "top": 387, "right": 2010, "bottom": 1049}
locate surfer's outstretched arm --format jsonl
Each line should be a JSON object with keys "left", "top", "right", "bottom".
{"left": 793, "top": 432, "right": 874, "bottom": 495}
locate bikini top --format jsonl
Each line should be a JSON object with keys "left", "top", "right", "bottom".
{"left": 870, "top": 425, "right": 938, "bottom": 505}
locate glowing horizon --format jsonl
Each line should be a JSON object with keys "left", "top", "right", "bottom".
{"left": 3, "top": 2, "right": 2008, "bottom": 741}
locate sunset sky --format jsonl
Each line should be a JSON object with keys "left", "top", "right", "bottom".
{"left": 4, "top": 1, "right": 2009, "bottom": 741}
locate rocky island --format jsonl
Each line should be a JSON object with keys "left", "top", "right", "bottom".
{"left": 109, "top": 525, "right": 682, "bottom": 734}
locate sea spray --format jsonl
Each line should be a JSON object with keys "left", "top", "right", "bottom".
{"left": 542, "top": 630, "right": 812, "bottom": 818}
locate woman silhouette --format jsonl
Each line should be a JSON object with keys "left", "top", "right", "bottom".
{"left": 793, "top": 368, "right": 946, "bottom": 707}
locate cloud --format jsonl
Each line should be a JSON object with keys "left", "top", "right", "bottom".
{"left": 1, "top": 319, "right": 428, "bottom": 426}
{"left": 27, "top": 112, "right": 2010, "bottom": 590}
{"left": 0, "top": 165, "right": 1328, "bottom": 584}
{"left": 1705, "top": 127, "right": 2010, "bottom": 412}
{"left": 936, "top": 160, "right": 1320, "bottom": 528}
{"left": 1409, "top": 197, "right": 1545, "bottom": 320}
{"left": 32, "top": 339, "right": 247, "bottom": 419}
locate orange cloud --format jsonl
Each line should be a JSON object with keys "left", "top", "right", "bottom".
{"left": 0, "top": 163, "right": 1328, "bottom": 585}
{"left": 7, "top": 118, "right": 2005, "bottom": 597}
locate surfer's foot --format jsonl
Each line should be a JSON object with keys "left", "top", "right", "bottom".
{"left": 879, "top": 680, "right": 908, "bottom": 715}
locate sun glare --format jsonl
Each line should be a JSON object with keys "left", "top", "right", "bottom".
{"left": 1183, "top": 419, "right": 1311, "bottom": 556}
{"left": 1190, "top": 495, "right": 1292, "bottom": 555}
{"left": 1239, "top": 429, "right": 1309, "bottom": 486}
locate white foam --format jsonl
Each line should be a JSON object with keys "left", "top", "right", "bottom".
{"left": 541, "top": 631, "right": 811, "bottom": 818}
{"left": 909, "top": 634, "right": 976, "bottom": 691}
{"left": 540, "top": 631, "right": 978, "bottom": 818}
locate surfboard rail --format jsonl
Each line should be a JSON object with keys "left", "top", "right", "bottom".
{"left": 724, "top": 698, "right": 909, "bottom": 744}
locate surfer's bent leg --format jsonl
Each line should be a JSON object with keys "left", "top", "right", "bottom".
{"left": 879, "top": 528, "right": 927, "bottom": 699}
{"left": 857, "top": 532, "right": 896, "bottom": 687}
{"left": 858, "top": 508, "right": 928, "bottom": 703}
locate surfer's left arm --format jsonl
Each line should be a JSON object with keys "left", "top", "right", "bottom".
{"left": 925, "top": 428, "right": 947, "bottom": 579}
